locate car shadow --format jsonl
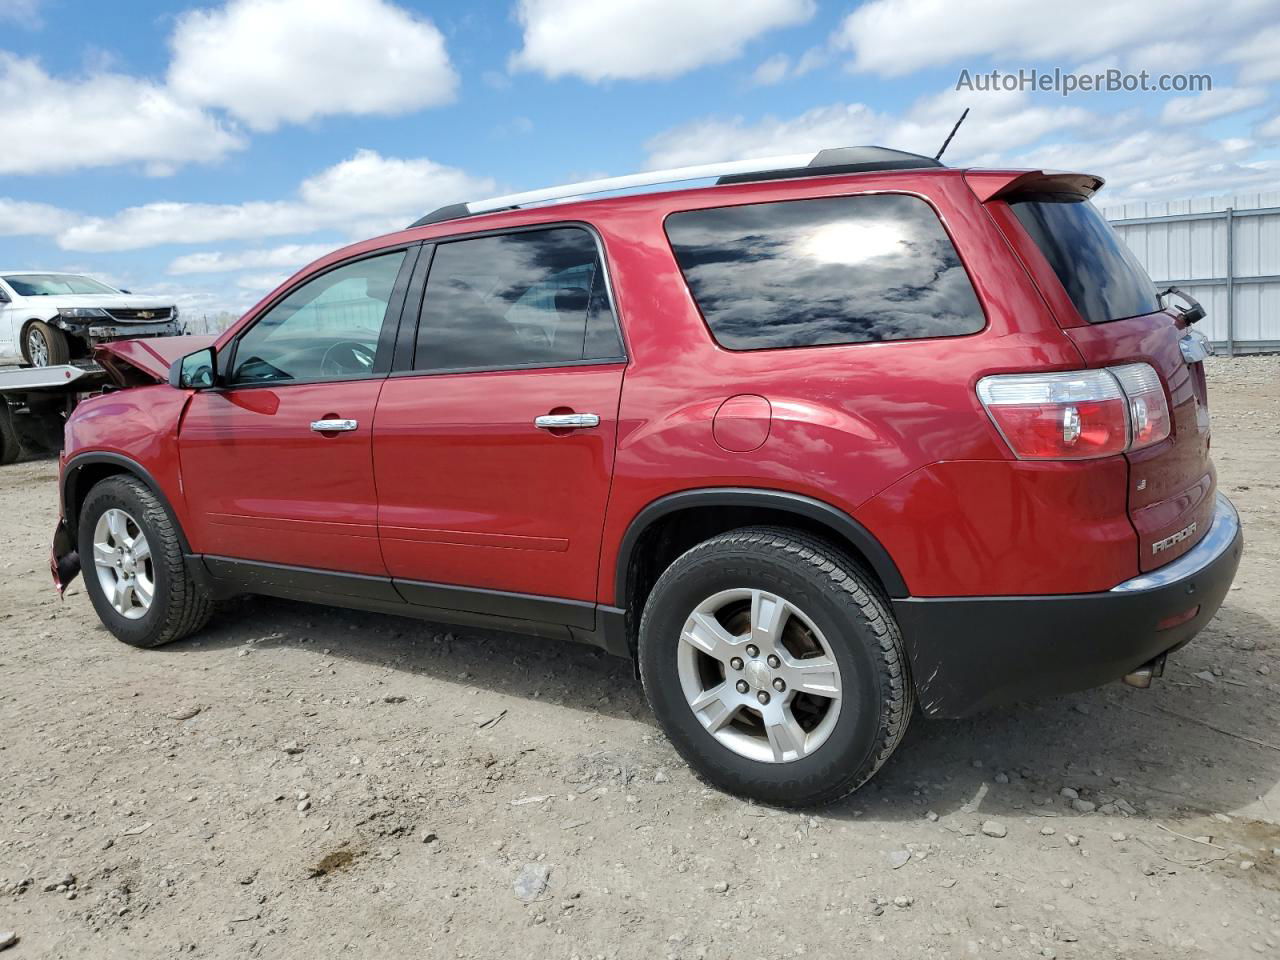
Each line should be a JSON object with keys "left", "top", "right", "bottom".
{"left": 161, "top": 594, "right": 652, "bottom": 725}
{"left": 160, "top": 594, "right": 1278, "bottom": 827}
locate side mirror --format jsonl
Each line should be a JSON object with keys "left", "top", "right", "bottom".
{"left": 170, "top": 347, "right": 217, "bottom": 390}
{"left": 0, "top": 289, "right": 9, "bottom": 303}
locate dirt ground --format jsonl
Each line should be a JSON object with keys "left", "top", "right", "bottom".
{"left": 1, "top": 355, "right": 1278, "bottom": 960}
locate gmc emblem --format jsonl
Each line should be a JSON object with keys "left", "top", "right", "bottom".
{"left": 1152, "top": 522, "right": 1197, "bottom": 555}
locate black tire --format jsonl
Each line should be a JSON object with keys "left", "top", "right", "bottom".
{"left": 638, "top": 526, "right": 912, "bottom": 807}
{"left": 24, "top": 320, "right": 72, "bottom": 367}
{"left": 0, "top": 403, "right": 20, "bottom": 465}
{"left": 78, "top": 475, "right": 214, "bottom": 648}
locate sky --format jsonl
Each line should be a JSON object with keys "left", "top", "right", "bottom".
{"left": 0, "top": 0, "right": 1277, "bottom": 321}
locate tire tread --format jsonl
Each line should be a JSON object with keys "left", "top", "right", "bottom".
{"left": 81, "top": 476, "right": 213, "bottom": 648}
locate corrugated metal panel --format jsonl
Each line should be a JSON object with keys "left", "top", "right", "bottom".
{"left": 1104, "top": 192, "right": 1280, "bottom": 352}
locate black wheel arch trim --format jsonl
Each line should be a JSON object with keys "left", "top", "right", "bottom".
{"left": 62, "top": 451, "right": 193, "bottom": 554}
{"left": 613, "top": 487, "right": 908, "bottom": 603}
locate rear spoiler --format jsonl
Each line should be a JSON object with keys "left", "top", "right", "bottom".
{"left": 965, "top": 170, "right": 1104, "bottom": 203}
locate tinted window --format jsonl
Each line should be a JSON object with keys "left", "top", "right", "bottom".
{"left": 665, "top": 194, "right": 984, "bottom": 350}
{"left": 415, "top": 227, "right": 622, "bottom": 372}
{"left": 231, "top": 250, "right": 405, "bottom": 384}
{"left": 1009, "top": 195, "right": 1159, "bottom": 325}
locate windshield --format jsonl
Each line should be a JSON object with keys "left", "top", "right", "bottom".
{"left": 1008, "top": 195, "right": 1159, "bottom": 324}
{"left": 3, "top": 274, "right": 120, "bottom": 296}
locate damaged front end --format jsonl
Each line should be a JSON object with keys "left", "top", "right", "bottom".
{"left": 51, "top": 518, "right": 80, "bottom": 596}
{"left": 46, "top": 335, "right": 215, "bottom": 598}
{"left": 52, "top": 309, "right": 183, "bottom": 361}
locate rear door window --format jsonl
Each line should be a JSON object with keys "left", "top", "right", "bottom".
{"left": 1008, "top": 194, "right": 1159, "bottom": 324}
{"left": 664, "top": 194, "right": 985, "bottom": 350}
{"left": 414, "top": 227, "right": 623, "bottom": 373}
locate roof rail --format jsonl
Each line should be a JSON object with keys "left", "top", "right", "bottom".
{"left": 409, "top": 146, "right": 942, "bottom": 228}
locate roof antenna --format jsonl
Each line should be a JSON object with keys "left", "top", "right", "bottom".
{"left": 934, "top": 108, "right": 969, "bottom": 161}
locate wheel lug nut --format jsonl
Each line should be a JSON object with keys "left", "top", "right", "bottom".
{"left": 729, "top": 657, "right": 744, "bottom": 671}
{"left": 757, "top": 691, "right": 770, "bottom": 705}
{"left": 772, "top": 678, "right": 786, "bottom": 692}
{"left": 745, "top": 644, "right": 759, "bottom": 658}
{"left": 735, "top": 679, "right": 749, "bottom": 694}
{"left": 767, "top": 654, "right": 780, "bottom": 668}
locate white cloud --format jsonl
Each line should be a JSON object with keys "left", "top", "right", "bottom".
{"left": 168, "top": 243, "right": 335, "bottom": 275}
{"left": 1228, "top": 25, "right": 1280, "bottom": 86}
{"left": 643, "top": 85, "right": 1277, "bottom": 204}
{"left": 752, "top": 54, "right": 791, "bottom": 86}
{"left": 645, "top": 88, "right": 1094, "bottom": 168}
{"left": 1258, "top": 114, "right": 1280, "bottom": 140}
{"left": 510, "top": 0, "right": 815, "bottom": 82}
{"left": 235, "top": 271, "right": 292, "bottom": 293}
{"left": 834, "top": 0, "right": 1274, "bottom": 76}
{"left": 0, "top": 197, "right": 79, "bottom": 237}
{"left": 793, "top": 46, "right": 828, "bottom": 76}
{"left": 1161, "top": 86, "right": 1267, "bottom": 125}
{"left": 0, "top": 53, "right": 244, "bottom": 175}
{"left": 1012, "top": 131, "right": 1277, "bottom": 203}
{"left": 168, "top": 0, "right": 457, "bottom": 131}
{"left": 58, "top": 150, "right": 496, "bottom": 252}
{"left": 0, "top": 0, "right": 42, "bottom": 26}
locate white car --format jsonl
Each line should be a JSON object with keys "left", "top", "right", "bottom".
{"left": 0, "top": 272, "right": 181, "bottom": 367}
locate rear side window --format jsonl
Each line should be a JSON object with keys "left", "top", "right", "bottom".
{"left": 664, "top": 194, "right": 985, "bottom": 350}
{"left": 1008, "top": 194, "right": 1159, "bottom": 325}
{"left": 414, "top": 227, "right": 623, "bottom": 373}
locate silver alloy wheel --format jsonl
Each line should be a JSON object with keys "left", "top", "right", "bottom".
{"left": 92, "top": 508, "right": 154, "bottom": 620}
{"left": 27, "top": 328, "right": 49, "bottom": 367}
{"left": 677, "top": 588, "right": 842, "bottom": 763}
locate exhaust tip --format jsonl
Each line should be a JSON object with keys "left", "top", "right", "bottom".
{"left": 1122, "top": 653, "right": 1168, "bottom": 689}
{"left": 1122, "top": 666, "right": 1153, "bottom": 689}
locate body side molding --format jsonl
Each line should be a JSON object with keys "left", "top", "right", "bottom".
{"left": 196, "top": 556, "right": 629, "bottom": 657}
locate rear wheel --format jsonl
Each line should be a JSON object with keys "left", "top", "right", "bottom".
{"left": 78, "top": 475, "right": 213, "bottom": 648}
{"left": 24, "top": 321, "right": 70, "bottom": 367}
{"left": 638, "top": 527, "right": 912, "bottom": 806}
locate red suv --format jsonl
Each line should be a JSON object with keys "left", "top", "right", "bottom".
{"left": 51, "top": 146, "right": 1243, "bottom": 806}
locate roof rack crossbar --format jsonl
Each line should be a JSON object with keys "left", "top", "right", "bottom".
{"left": 410, "top": 146, "right": 942, "bottom": 228}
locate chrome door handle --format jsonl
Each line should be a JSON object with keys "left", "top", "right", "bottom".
{"left": 534, "top": 413, "right": 600, "bottom": 430}
{"left": 310, "top": 418, "right": 358, "bottom": 432}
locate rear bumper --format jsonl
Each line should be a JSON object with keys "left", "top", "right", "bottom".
{"left": 894, "top": 493, "right": 1243, "bottom": 718}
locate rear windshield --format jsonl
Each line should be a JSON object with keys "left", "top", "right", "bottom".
{"left": 1008, "top": 195, "right": 1159, "bottom": 324}
{"left": 665, "top": 194, "right": 985, "bottom": 350}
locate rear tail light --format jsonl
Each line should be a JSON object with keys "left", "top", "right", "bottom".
{"left": 1111, "top": 363, "right": 1171, "bottom": 449}
{"left": 977, "top": 363, "right": 1170, "bottom": 461}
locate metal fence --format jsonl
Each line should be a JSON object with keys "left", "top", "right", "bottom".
{"left": 1105, "top": 192, "right": 1280, "bottom": 355}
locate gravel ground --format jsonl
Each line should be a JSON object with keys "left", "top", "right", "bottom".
{"left": 1, "top": 355, "right": 1278, "bottom": 959}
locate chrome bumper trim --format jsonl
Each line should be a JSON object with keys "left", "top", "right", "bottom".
{"left": 1111, "top": 493, "right": 1240, "bottom": 593}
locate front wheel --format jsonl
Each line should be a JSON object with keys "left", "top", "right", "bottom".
{"left": 24, "top": 321, "right": 71, "bottom": 367}
{"left": 78, "top": 475, "right": 214, "bottom": 648}
{"left": 638, "top": 527, "right": 912, "bottom": 807}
